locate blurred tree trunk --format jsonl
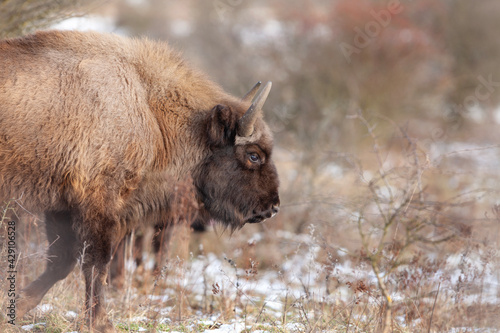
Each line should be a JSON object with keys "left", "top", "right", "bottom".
{"left": 0, "top": 0, "right": 97, "bottom": 38}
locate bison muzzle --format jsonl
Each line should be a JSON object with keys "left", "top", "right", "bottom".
{"left": 0, "top": 30, "right": 280, "bottom": 332}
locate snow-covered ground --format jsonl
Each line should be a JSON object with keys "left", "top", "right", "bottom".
{"left": 18, "top": 225, "right": 499, "bottom": 332}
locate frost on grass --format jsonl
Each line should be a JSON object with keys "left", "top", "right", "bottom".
{"left": 21, "top": 323, "right": 46, "bottom": 331}
{"left": 11, "top": 221, "right": 500, "bottom": 332}
{"left": 89, "top": 223, "right": 498, "bottom": 332}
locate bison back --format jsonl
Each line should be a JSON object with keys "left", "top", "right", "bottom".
{"left": 0, "top": 31, "right": 159, "bottom": 216}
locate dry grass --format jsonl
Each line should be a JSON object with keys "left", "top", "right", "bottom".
{"left": 1, "top": 114, "right": 500, "bottom": 333}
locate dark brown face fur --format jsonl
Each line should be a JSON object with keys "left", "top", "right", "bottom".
{"left": 194, "top": 104, "right": 280, "bottom": 228}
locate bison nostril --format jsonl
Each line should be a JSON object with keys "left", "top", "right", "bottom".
{"left": 271, "top": 205, "right": 279, "bottom": 217}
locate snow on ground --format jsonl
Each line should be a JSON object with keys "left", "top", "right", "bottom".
{"left": 21, "top": 323, "right": 45, "bottom": 331}
{"left": 19, "top": 228, "right": 499, "bottom": 332}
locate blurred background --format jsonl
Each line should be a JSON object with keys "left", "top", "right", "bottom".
{"left": 2, "top": 0, "right": 500, "bottom": 331}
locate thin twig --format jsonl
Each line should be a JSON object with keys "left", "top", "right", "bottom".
{"left": 346, "top": 297, "right": 355, "bottom": 333}
{"left": 428, "top": 282, "right": 441, "bottom": 333}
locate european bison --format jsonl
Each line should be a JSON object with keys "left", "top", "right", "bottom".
{"left": 0, "top": 30, "right": 280, "bottom": 332}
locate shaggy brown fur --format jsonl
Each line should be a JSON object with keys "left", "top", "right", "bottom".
{"left": 0, "top": 30, "right": 279, "bottom": 332}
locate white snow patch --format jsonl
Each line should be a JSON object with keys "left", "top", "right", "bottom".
{"left": 36, "top": 303, "right": 53, "bottom": 313}
{"left": 337, "top": 247, "right": 348, "bottom": 257}
{"left": 65, "top": 310, "right": 78, "bottom": 318}
{"left": 248, "top": 232, "right": 263, "bottom": 244}
{"left": 130, "top": 315, "right": 148, "bottom": 322}
{"left": 285, "top": 322, "right": 306, "bottom": 332}
{"left": 159, "top": 317, "right": 172, "bottom": 324}
{"left": 148, "top": 294, "right": 169, "bottom": 302}
{"left": 21, "top": 323, "right": 46, "bottom": 331}
{"left": 203, "top": 322, "right": 245, "bottom": 333}
{"left": 265, "top": 300, "right": 283, "bottom": 312}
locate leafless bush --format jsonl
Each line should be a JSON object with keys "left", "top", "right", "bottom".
{"left": 319, "top": 111, "right": 499, "bottom": 332}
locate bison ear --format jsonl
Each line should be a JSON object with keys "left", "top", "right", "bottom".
{"left": 207, "top": 104, "right": 238, "bottom": 147}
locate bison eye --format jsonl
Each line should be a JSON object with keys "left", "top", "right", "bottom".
{"left": 248, "top": 153, "right": 260, "bottom": 163}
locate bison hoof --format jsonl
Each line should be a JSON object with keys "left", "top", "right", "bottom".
{"left": 15, "top": 293, "right": 43, "bottom": 320}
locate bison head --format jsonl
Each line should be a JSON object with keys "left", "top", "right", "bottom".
{"left": 195, "top": 82, "right": 280, "bottom": 228}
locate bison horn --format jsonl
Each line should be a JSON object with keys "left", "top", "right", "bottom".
{"left": 241, "top": 81, "right": 262, "bottom": 103}
{"left": 237, "top": 81, "right": 272, "bottom": 137}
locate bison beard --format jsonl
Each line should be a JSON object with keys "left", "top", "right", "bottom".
{"left": 0, "top": 30, "right": 279, "bottom": 332}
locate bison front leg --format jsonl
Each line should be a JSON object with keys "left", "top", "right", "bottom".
{"left": 81, "top": 222, "right": 116, "bottom": 333}
{"left": 17, "top": 211, "right": 78, "bottom": 319}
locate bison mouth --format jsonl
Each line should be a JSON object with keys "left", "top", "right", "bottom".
{"left": 245, "top": 205, "right": 279, "bottom": 224}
